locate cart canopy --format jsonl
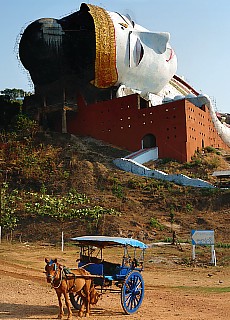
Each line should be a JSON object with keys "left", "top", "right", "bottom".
{"left": 71, "top": 236, "right": 148, "bottom": 249}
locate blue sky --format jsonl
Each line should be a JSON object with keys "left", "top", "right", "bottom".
{"left": 0, "top": 0, "right": 229, "bottom": 113}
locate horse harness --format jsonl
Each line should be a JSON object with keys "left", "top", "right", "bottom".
{"left": 46, "top": 261, "right": 86, "bottom": 293}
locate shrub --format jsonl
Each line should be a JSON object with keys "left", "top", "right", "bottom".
{"left": 204, "top": 146, "right": 217, "bottom": 153}
{"left": 185, "top": 203, "right": 193, "bottom": 212}
{"left": 12, "top": 113, "right": 39, "bottom": 140}
{"left": 0, "top": 183, "right": 20, "bottom": 232}
{"left": 150, "top": 217, "right": 164, "bottom": 230}
{"left": 205, "top": 156, "right": 220, "bottom": 169}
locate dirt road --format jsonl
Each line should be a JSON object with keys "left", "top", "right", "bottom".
{"left": 0, "top": 242, "right": 229, "bottom": 320}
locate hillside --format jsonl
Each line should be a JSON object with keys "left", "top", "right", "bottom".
{"left": 0, "top": 127, "right": 230, "bottom": 247}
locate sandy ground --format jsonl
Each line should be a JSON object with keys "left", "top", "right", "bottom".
{"left": 0, "top": 242, "right": 229, "bottom": 320}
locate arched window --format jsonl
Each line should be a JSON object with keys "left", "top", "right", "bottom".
{"left": 142, "top": 134, "right": 156, "bottom": 148}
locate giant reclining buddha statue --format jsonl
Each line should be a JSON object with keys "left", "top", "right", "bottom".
{"left": 19, "top": 3, "right": 230, "bottom": 147}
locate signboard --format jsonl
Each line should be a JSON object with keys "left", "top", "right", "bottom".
{"left": 191, "top": 230, "right": 216, "bottom": 265}
{"left": 191, "top": 230, "right": 215, "bottom": 246}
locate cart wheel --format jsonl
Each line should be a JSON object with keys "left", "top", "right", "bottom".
{"left": 121, "top": 271, "right": 144, "bottom": 314}
{"left": 69, "top": 293, "right": 83, "bottom": 310}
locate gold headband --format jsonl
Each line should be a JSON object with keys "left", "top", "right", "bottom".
{"left": 88, "top": 4, "right": 118, "bottom": 88}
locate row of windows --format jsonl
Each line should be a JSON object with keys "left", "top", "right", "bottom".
{"left": 104, "top": 129, "right": 220, "bottom": 146}
{"left": 102, "top": 121, "right": 180, "bottom": 129}
{"left": 119, "top": 111, "right": 177, "bottom": 119}
{"left": 189, "top": 132, "right": 208, "bottom": 139}
{"left": 208, "top": 127, "right": 216, "bottom": 132}
{"left": 142, "top": 112, "right": 153, "bottom": 116}
{"left": 99, "top": 120, "right": 215, "bottom": 137}
{"left": 103, "top": 127, "right": 179, "bottom": 136}
{"left": 101, "top": 106, "right": 180, "bottom": 118}
{"left": 188, "top": 127, "right": 211, "bottom": 137}
{"left": 188, "top": 114, "right": 206, "bottom": 122}
{"left": 166, "top": 115, "right": 177, "bottom": 119}
{"left": 166, "top": 127, "right": 177, "bottom": 131}
{"left": 120, "top": 105, "right": 131, "bottom": 110}
{"left": 188, "top": 107, "right": 206, "bottom": 117}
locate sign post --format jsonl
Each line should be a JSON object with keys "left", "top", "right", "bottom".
{"left": 191, "top": 230, "right": 216, "bottom": 266}
{"left": 61, "top": 231, "right": 64, "bottom": 252}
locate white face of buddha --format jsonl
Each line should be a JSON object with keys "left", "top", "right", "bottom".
{"left": 108, "top": 11, "right": 177, "bottom": 94}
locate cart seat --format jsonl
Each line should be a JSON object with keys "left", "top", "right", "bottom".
{"left": 80, "top": 254, "right": 102, "bottom": 264}
{"left": 78, "top": 259, "right": 120, "bottom": 278}
{"left": 102, "top": 261, "right": 120, "bottom": 275}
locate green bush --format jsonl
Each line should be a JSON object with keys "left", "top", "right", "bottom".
{"left": 204, "top": 146, "right": 217, "bottom": 153}
{"left": 127, "top": 179, "right": 141, "bottom": 189}
{"left": 150, "top": 217, "right": 164, "bottom": 230}
{"left": 205, "top": 156, "right": 220, "bottom": 169}
{"left": 185, "top": 203, "right": 193, "bottom": 212}
{"left": 111, "top": 177, "right": 124, "bottom": 198}
{"left": 24, "top": 189, "right": 119, "bottom": 232}
{"left": 0, "top": 183, "right": 20, "bottom": 232}
{"left": 216, "top": 243, "right": 230, "bottom": 248}
{"left": 13, "top": 113, "right": 39, "bottom": 140}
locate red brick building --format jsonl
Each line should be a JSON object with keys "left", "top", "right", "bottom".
{"left": 66, "top": 93, "right": 229, "bottom": 163}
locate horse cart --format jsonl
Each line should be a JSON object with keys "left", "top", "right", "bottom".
{"left": 70, "top": 235, "right": 148, "bottom": 315}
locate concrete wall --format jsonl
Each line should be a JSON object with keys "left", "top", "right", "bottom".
{"left": 125, "top": 147, "right": 158, "bottom": 164}
{"left": 113, "top": 156, "right": 214, "bottom": 188}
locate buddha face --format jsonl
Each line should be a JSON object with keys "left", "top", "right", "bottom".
{"left": 108, "top": 11, "right": 177, "bottom": 94}
{"left": 19, "top": 3, "right": 177, "bottom": 95}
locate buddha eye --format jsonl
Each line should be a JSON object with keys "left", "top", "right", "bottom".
{"left": 134, "top": 38, "right": 144, "bottom": 66}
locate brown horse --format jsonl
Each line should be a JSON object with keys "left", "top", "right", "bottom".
{"left": 45, "top": 258, "right": 100, "bottom": 319}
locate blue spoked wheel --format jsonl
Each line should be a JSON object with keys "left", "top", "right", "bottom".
{"left": 121, "top": 271, "right": 145, "bottom": 314}
{"left": 69, "top": 293, "right": 83, "bottom": 310}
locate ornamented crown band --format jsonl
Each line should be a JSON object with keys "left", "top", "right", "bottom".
{"left": 88, "top": 4, "right": 118, "bottom": 88}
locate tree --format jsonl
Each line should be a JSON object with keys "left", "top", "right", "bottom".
{"left": 0, "top": 183, "right": 19, "bottom": 235}
{"left": 0, "top": 88, "right": 32, "bottom": 102}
